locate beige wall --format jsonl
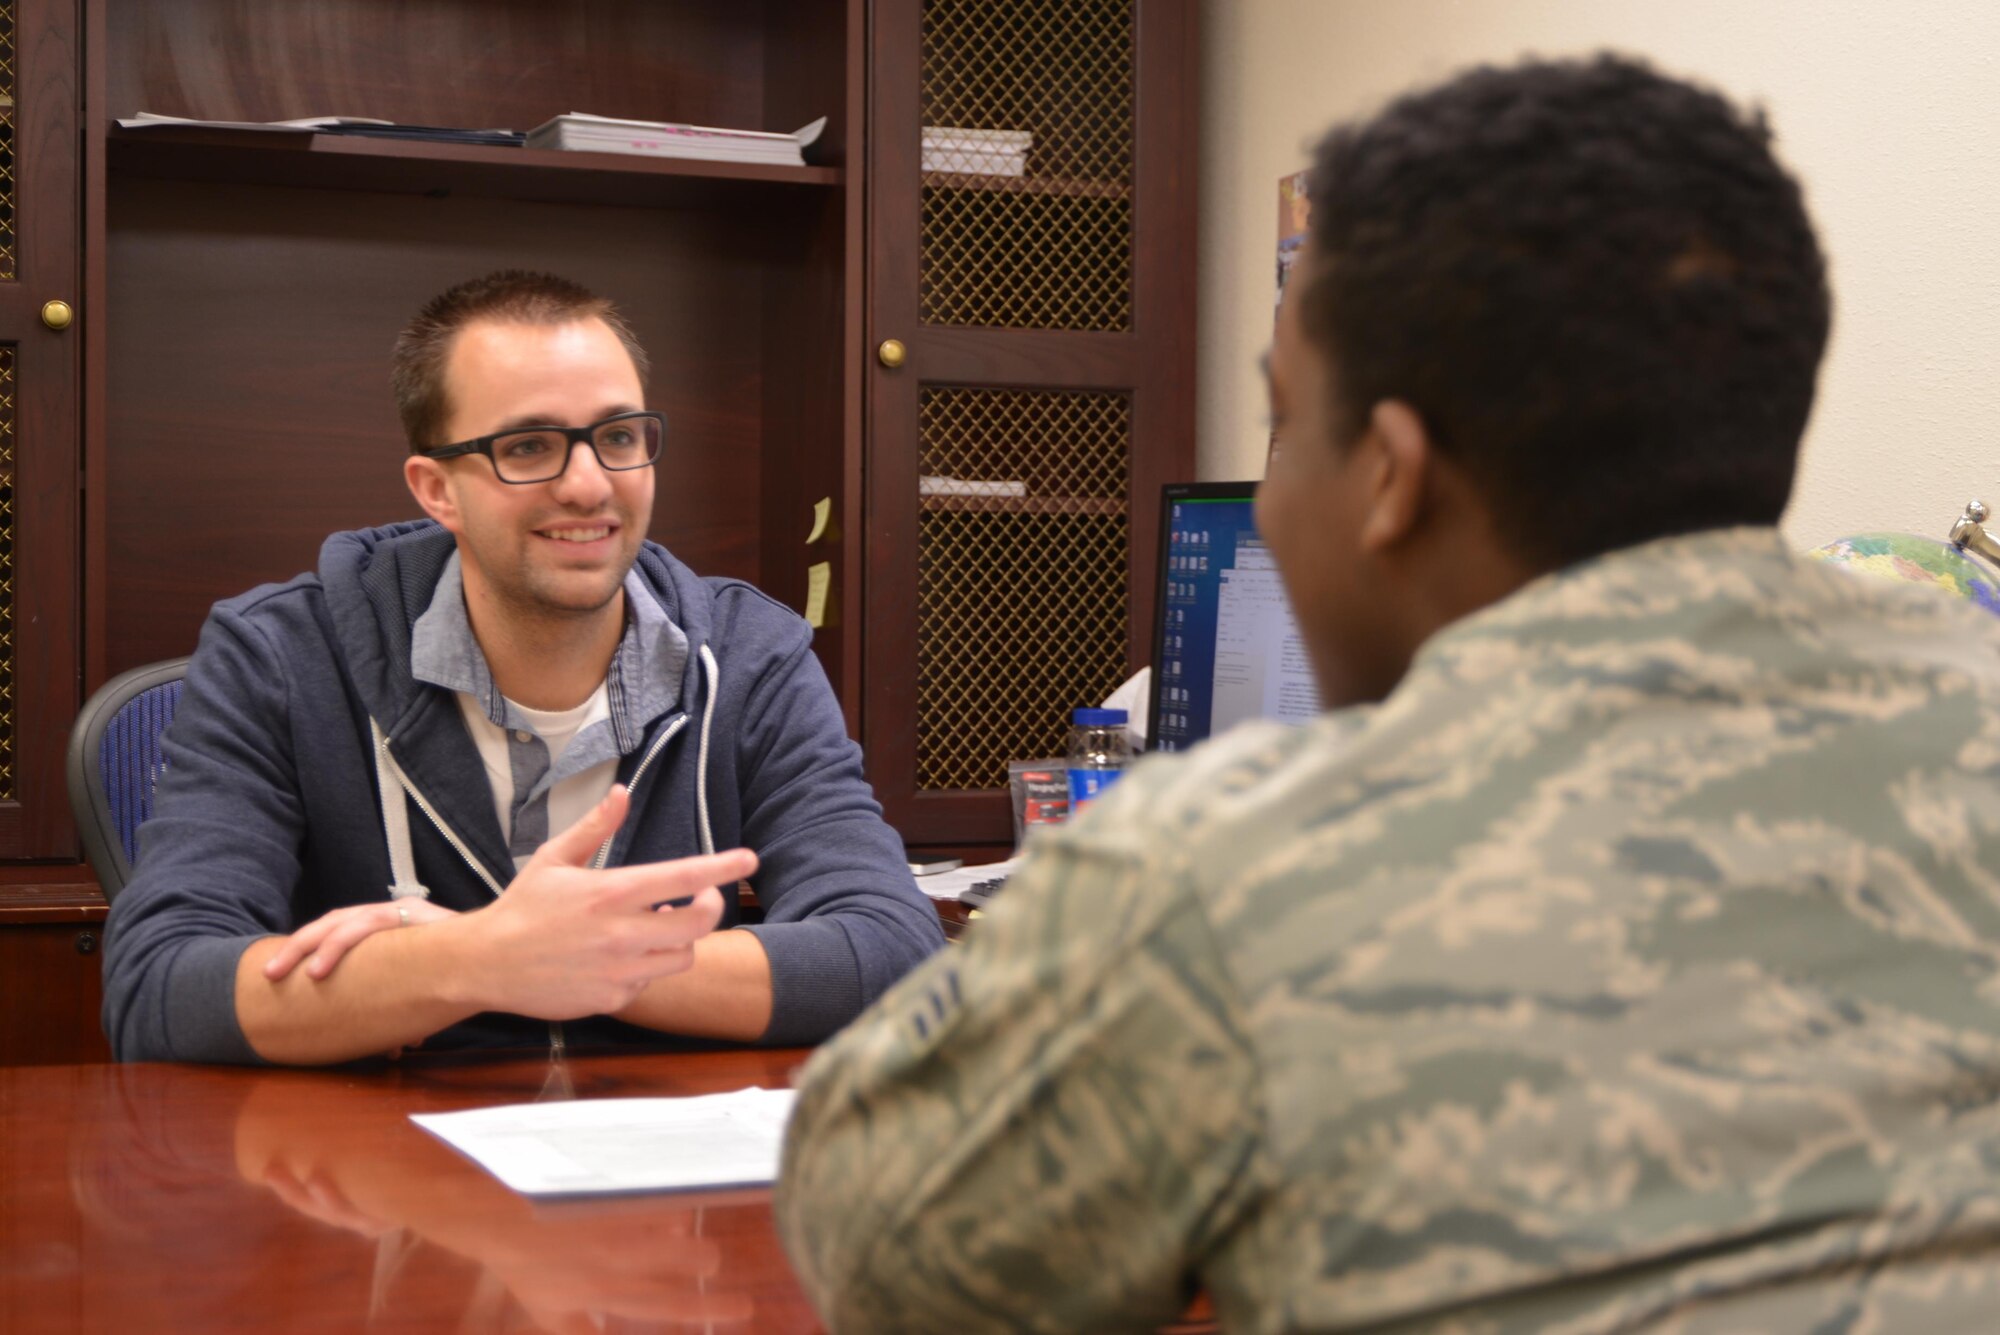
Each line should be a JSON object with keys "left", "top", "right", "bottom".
{"left": 1199, "top": 0, "right": 2000, "bottom": 547}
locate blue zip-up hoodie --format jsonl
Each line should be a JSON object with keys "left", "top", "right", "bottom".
{"left": 102, "top": 520, "right": 945, "bottom": 1062}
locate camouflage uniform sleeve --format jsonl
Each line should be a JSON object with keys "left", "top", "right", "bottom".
{"left": 775, "top": 785, "right": 1270, "bottom": 1333}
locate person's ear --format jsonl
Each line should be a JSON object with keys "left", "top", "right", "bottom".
{"left": 1356, "top": 399, "right": 1432, "bottom": 554}
{"left": 404, "top": 455, "right": 463, "bottom": 534}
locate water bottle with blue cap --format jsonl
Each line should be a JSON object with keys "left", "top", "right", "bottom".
{"left": 1066, "top": 707, "right": 1131, "bottom": 814}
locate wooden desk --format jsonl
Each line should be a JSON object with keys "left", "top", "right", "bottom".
{"left": 1, "top": 1049, "right": 820, "bottom": 1332}
{"left": 1, "top": 1048, "right": 1214, "bottom": 1334}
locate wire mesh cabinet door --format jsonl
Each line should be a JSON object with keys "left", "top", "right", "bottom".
{"left": 865, "top": 0, "right": 1197, "bottom": 846}
{"left": 0, "top": 0, "right": 79, "bottom": 857}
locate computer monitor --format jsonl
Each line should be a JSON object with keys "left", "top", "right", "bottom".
{"left": 1147, "top": 482, "right": 1320, "bottom": 754}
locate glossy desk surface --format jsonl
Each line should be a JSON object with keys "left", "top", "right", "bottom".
{"left": 2, "top": 1048, "right": 825, "bottom": 1333}
{"left": 2, "top": 1047, "right": 1218, "bottom": 1333}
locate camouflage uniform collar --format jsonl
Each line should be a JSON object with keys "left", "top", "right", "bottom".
{"left": 1408, "top": 525, "right": 1794, "bottom": 678}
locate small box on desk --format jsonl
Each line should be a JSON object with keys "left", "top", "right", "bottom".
{"left": 1008, "top": 759, "right": 1069, "bottom": 846}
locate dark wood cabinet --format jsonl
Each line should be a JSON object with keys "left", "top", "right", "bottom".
{"left": 865, "top": 0, "right": 1196, "bottom": 845}
{"left": 0, "top": 868, "right": 109, "bottom": 1065}
{"left": 89, "top": 0, "right": 861, "bottom": 703}
{"left": 0, "top": 0, "right": 82, "bottom": 861}
{"left": 0, "top": 0, "right": 90, "bottom": 1064}
{"left": 0, "top": 0, "right": 1198, "bottom": 1064}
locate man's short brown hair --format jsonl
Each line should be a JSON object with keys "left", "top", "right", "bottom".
{"left": 391, "top": 270, "right": 652, "bottom": 451}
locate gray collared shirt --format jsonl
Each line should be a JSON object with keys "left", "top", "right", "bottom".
{"left": 410, "top": 551, "right": 690, "bottom": 859}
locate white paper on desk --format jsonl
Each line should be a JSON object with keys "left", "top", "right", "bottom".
{"left": 411, "top": 1086, "right": 797, "bottom": 1197}
{"left": 909, "top": 856, "right": 1022, "bottom": 901}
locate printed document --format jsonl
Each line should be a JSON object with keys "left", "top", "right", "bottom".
{"left": 411, "top": 1087, "right": 797, "bottom": 1196}
{"left": 907, "top": 856, "right": 1023, "bottom": 901}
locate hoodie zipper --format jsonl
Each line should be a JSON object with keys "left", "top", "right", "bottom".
{"left": 574, "top": 712, "right": 688, "bottom": 1056}
{"left": 390, "top": 712, "right": 691, "bottom": 891}
{"left": 391, "top": 759, "right": 506, "bottom": 898}
{"left": 590, "top": 713, "right": 689, "bottom": 870}
{"left": 387, "top": 709, "right": 692, "bottom": 1057}
{"left": 384, "top": 747, "right": 560, "bottom": 1053}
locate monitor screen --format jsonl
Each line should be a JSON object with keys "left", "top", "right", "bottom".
{"left": 1148, "top": 482, "right": 1320, "bottom": 754}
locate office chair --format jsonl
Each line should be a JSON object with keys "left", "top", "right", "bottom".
{"left": 66, "top": 657, "right": 191, "bottom": 904}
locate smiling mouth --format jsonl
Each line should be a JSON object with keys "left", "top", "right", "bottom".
{"left": 538, "top": 525, "right": 614, "bottom": 543}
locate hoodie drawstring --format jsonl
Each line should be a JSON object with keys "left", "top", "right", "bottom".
{"left": 371, "top": 719, "right": 431, "bottom": 903}
{"left": 695, "top": 644, "right": 719, "bottom": 856}
{"left": 373, "top": 646, "right": 721, "bottom": 898}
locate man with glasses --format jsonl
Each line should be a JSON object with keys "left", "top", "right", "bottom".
{"left": 102, "top": 270, "right": 944, "bottom": 1064}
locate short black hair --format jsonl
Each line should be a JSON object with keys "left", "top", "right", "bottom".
{"left": 1301, "top": 54, "right": 1830, "bottom": 568}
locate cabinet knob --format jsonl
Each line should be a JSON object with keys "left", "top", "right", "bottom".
{"left": 74, "top": 931, "right": 97, "bottom": 956}
{"left": 40, "top": 299, "right": 73, "bottom": 331}
{"left": 877, "top": 338, "right": 906, "bottom": 369}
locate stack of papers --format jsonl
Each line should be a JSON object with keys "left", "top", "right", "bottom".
{"left": 922, "top": 126, "right": 1031, "bottom": 177}
{"left": 118, "top": 112, "right": 394, "bottom": 133}
{"left": 115, "top": 112, "right": 525, "bottom": 147}
{"left": 908, "top": 856, "right": 1022, "bottom": 902}
{"left": 919, "top": 476, "right": 1029, "bottom": 499}
{"left": 412, "top": 1087, "right": 798, "bottom": 1196}
{"left": 527, "top": 113, "right": 826, "bottom": 166}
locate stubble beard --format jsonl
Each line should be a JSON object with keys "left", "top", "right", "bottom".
{"left": 485, "top": 524, "right": 642, "bottom": 632}
{"left": 515, "top": 549, "right": 636, "bottom": 625}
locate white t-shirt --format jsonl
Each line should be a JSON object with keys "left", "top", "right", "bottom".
{"left": 457, "top": 684, "right": 620, "bottom": 872}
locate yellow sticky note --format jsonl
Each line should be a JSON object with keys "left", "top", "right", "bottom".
{"left": 805, "top": 561, "right": 832, "bottom": 628}
{"left": 807, "top": 497, "right": 832, "bottom": 545}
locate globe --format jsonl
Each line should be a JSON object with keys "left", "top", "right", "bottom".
{"left": 1808, "top": 531, "right": 2000, "bottom": 617}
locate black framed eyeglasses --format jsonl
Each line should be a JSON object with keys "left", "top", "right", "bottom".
{"left": 418, "top": 411, "right": 665, "bottom": 484}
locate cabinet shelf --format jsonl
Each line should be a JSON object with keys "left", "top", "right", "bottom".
{"left": 107, "top": 126, "right": 845, "bottom": 208}
{"left": 920, "top": 494, "right": 1122, "bottom": 516}
{"left": 0, "top": 866, "right": 106, "bottom": 923}
{"left": 921, "top": 171, "right": 1126, "bottom": 199}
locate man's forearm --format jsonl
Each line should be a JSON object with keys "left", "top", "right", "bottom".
{"left": 237, "top": 854, "right": 759, "bottom": 1060}
{"left": 614, "top": 928, "right": 773, "bottom": 1041}
{"left": 235, "top": 927, "right": 482, "bottom": 1065}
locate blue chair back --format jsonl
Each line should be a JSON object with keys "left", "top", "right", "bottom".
{"left": 66, "top": 658, "right": 191, "bottom": 903}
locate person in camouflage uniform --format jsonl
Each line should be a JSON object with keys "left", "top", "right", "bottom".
{"left": 776, "top": 54, "right": 2000, "bottom": 1332}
